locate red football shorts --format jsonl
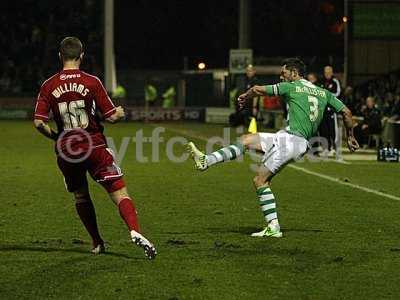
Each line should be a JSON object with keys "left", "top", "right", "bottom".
{"left": 57, "top": 147, "right": 125, "bottom": 193}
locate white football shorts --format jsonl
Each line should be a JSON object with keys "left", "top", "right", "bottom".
{"left": 258, "top": 130, "right": 308, "bottom": 174}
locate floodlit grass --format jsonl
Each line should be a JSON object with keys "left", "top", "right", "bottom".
{"left": 1, "top": 120, "right": 399, "bottom": 299}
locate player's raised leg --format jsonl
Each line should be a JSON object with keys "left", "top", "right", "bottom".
{"left": 73, "top": 185, "right": 105, "bottom": 254}
{"left": 108, "top": 187, "right": 157, "bottom": 259}
{"left": 251, "top": 167, "right": 282, "bottom": 238}
{"left": 187, "top": 134, "right": 262, "bottom": 171}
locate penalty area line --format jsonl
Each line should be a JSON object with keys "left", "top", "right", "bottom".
{"left": 159, "top": 125, "right": 400, "bottom": 202}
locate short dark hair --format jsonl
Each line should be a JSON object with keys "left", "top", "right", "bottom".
{"left": 60, "top": 37, "right": 83, "bottom": 61}
{"left": 282, "top": 58, "right": 306, "bottom": 77}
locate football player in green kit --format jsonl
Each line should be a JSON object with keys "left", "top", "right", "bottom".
{"left": 187, "top": 58, "right": 359, "bottom": 237}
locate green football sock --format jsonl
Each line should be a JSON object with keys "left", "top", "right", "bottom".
{"left": 256, "top": 185, "right": 278, "bottom": 224}
{"left": 206, "top": 143, "right": 244, "bottom": 166}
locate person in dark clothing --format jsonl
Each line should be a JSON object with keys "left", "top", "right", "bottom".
{"left": 230, "top": 65, "right": 261, "bottom": 127}
{"left": 382, "top": 92, "right": 395, "bottom": 117}
{"left": 306, "top": 72, "right": 319, "bottom": 86}
{"left": 342, "top": 86, "right": 355, "bottom": 113}
{"left": 390, "top": 95, "right": 400, "bottom": 120}
{"left": 245, "top": 64, "right": 261, "bottom": 118}
{"left": 319, "top": 65, "right": 342, "bottom": 156}
{"left": 229, "top": 86, "right": 248, "bottom": 127}
{"left": 354, "top": 96, "right": 382, "bottom": 147}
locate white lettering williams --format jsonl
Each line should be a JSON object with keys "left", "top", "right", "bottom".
{"left": 52, "top": 83, "right": 89, "bottom": 98}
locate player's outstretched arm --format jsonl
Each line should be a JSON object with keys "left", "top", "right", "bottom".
{"left": 340, "top": 107, "right": 359, "bottom": 152}
{"left": 105, "top": 106, "right": 125, "bottom": 123}
{"left": 33, "top": 119, "right": 58, "bottom": 141}
{"left": 237, "top": 85, "right": 267, "bottom": 109}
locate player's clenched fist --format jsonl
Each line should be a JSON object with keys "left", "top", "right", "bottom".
{"left": 115, "top": 106, "right": 125, "bottom": 118}
{"left": 106, "top": 106, "right": 125, "bottom": 123}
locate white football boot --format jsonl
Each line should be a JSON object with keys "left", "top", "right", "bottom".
{"left": 251, "top": 224, "right": 283, "bottom": 238}
{"left": 91, "top": 243, "right": 105, "bottom": 255}
{"left": 131, "top": 230, "right": 157, "bottom": 260}
{"left": 187, "top": 142, "right": 208, "bottom": 171}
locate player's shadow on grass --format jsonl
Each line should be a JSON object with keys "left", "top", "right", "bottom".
{"left": 0, "top": 244, "right": 134, "bottom": 259}
{"left": 283, "top": 228, "right": 324, "bottom": 233}
{"left": 207, "top": 226, "right": 324, "bottom": 235}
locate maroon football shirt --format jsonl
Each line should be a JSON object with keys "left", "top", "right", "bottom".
{"left": 34, "top": 69, "right": 116, "bottom": 155}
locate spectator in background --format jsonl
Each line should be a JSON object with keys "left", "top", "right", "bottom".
{"left": 245, "top": 64, "right": 258, "bottom": 88}
{"left": 353, "top": 88, "right": 364, "bottom": 116}
{"left": 382, "top": 92, "right": 395, "bottom": 117}
{"left": 230, "top": 65, "right": 261, "bottom": 128}
{"left": 306, "top": 72, "right": 319, "bottom": 85}
{"left": 228, "top": 86, "right": 244, "bottom": 127}
{"left": 354, "top": 96, "right": 382, "bottom": 148}
{"left": 0, "top": 1, "right": 102, "bottom": 96}
{"left": 245, "top": 64, "right": 261, "bottom": 118}
{"left": 342, "top": 86, "right": 355, "bottom": 113}
{"left": 390, "top": 95, "right": 400, "bottom": 120}
{"left": 319, "top": 65, "right": 341, "bottom": 156}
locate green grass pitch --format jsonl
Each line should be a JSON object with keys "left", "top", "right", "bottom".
{"left": 1, "top": 120, "right": 400, "bottom": 299}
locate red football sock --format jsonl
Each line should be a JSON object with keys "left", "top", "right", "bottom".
{"left": 75, "top": 201, "right": 104, "bottom": 247}
{"left": 118, "top": 197, "right": 140, "bottom": 232}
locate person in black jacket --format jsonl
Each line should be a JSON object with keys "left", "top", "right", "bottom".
{"left": 354, "top": 96, "right": 382, "bottom": 147}
{"left": 229, "top": 65, "right": 260, "bottom": 127}
{"left": 390, "top": 95, "right": 400, "bottom": 120}
{"left": 245, "top": 64, "right": 261, "bottom": 118}
{"left": 319, "top": 65, "right": 341, "bottom": 156}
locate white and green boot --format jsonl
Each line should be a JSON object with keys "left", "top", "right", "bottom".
{"left": 251, "top": 225, "right": 282, "bottom": 238}
{"left": 187, "top": 142, "right": 208, "bottom": 171}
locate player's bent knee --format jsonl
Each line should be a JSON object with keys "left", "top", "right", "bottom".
{"left": 101, "top": 178, "right": 126, "bottom": 194}
{"left": 72, "top": 185, "right": 90, "bottom": 203}
{"left": 240, "top": 134, "right": 256, "bottom": 149}
{"left": 253, "top": 175, "right": 269, "bottom": 188}
{"left": 109, "top": 186, "right": 130, "bottom": 205}
{"left": 74, "top": 192, "right": 90, "bottom": 203}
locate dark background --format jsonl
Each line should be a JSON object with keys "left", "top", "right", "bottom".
{"left": 0, "top": 0, "right": 344, "bottom": 95}
{"left": 115, "top": 0, "right": 344, "bottom": 70}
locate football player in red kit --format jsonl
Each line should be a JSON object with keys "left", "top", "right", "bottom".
{"left": 33, "top": 37, "right": 156, "bottom": 259}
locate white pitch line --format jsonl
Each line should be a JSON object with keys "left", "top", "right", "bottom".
{"left": 160, "top": 125, "right": 400, "bottom": 202}
{"left": 288, "top": 164, "right": 400, "bottom": 201}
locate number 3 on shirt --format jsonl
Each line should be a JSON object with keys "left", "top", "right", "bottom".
{"left": 308, "top": 96, "right": 319, "bottom": 122}
{"left": 58, "top": 100, "right": 89, "bottom": 129}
